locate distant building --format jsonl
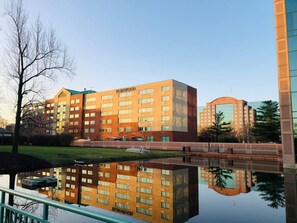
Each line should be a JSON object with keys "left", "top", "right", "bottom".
{"left": 198, "top": 97, "right": 255, "bottom": 134}
{"left": 24, "top": 80, "right": 197, "bottom": 142}
{"left": 274, "top": 0, "right": 297, "bottom": 167}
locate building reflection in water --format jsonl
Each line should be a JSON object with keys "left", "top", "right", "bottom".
{"left": 17, "top": 161, "right": 199, "bottom": 223}
{"left": 12, "top": 157, "right": 290, "bottom": 222}
{"left": 200, "top": 167, "right": 254, "bottom": 196}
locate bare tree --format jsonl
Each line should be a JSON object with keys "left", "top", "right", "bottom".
{"left": 3, "top": 0, "right": 75, "bottom": 153}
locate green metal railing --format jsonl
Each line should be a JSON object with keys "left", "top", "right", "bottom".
{"left": 0, "top": 187, "right": 136, "bottom": 223}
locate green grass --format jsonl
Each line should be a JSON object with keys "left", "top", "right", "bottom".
{"left": 0, "top": 145, "right": 183, "bottom": 166}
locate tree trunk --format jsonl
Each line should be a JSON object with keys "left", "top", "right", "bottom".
{"left": 12, "top": 81, "right": 23, "bottom": 154}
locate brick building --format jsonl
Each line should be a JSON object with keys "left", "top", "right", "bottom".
{"left": 26, "top": 80, "right": 197, "bottom": 142}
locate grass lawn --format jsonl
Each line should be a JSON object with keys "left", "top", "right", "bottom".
{"left": 0, "top": 145, "right": 183, "bottom": 166}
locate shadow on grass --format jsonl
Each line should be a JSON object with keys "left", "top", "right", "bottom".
{"left": 0, "top": 152, "right": 52, "bottom": 174}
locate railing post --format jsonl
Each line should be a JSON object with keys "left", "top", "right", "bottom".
{"left": 0, "top": 191, "right": 5, "bottom": 223}
{"left": 43, "top": 204, "right": 49, "bottom": 221}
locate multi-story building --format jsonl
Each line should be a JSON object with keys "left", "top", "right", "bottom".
{"left": 274, "top": 0, "right": 297, "bottom": 167}
{"left": 198, "top": 97, "right": 255, "bottom": 134}
{"left": 27, "top": 79, "right": 197, "bottom": 142}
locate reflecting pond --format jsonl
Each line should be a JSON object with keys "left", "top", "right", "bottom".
{"left": 0, "top": 157, "right": 291, "bottom": 223}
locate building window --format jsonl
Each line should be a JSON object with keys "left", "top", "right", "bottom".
{"left": 161, "top": 126, "right": 170, "bottom": 131}
{"left": 138, "top": 98, "right": 154, "bottom": 104}
{"left": 161, "top": 180, "right": 170, "bottom": 186}
{"left": 90, "top": 112, "right": 96, "bottom": 117}
{"left": 161, "top": 116, "right": 169, "bottom": 121}
{"left": 90, "top": 120, "right": 95, "bottom": 125}
{"left": 161, "top": 191, "right": 169, "bottom": 197}
{"left": 119, "top": 118, "right": 132, "bottom": 123}
{"left": 116, "top": 183, "right": 129, "bottom": 190}
{"left": 136, "top": 197, "right": 153, "bottom": 205}
{"left": 101, "top": 111, "right": 112, "bottom": 116}
{"left": 119, "top": 92, "right": 132, "bottom": 97}
{"left": 85, "top": 121, "right": 89, "bottom": 125}
{"left": 101, "top": 103, "right": 113, "bottom": 108}
{"left": 84, "top": 129, "right": 89, "bottom": 133}
{"left": 119, "top": 109, "right": 132, "bottom": 115}
{"left": 115, "top": 202, "right": 129, "bottom": 210}
{"left": 138, "top": 117, "right": 154, "bottom": 122}
{"left": 117, "top": 174, "right": 130, "bottom": 180}
{"left": 138, "top": 177, "right": 153, "bottom": 184}
{"left": 161, "top": 136, "right": 170, "bottom": 142}
{"left": 115, "top": 193, "right": 130, "bottom": 200}
{"left": 146, "top": 136, "right": 154, "bottom": 141}
{"left": 161, "top": 202, "right": 170, "bottom": 209}
{"left": 85, "top": 113, "right": 90, "bottom": 117}
{"left": 139, "top": 88, "right": 154, "bottom": 95}
{"left": 136, "top": 207, "right": 152, "bottom": 216}
{"left": 97, "top": 198, "right": 109, "bottom": 205}
{"left": 90, "top": 128, "right": 95, "bottom": 133}
{"left": 124, "top": 165, "right": 130, "bottom": 171}
{"left": 97, "top": 189, "right": 109, "bottom": 196}
{"left": 161, "top": 169, "right": 170, "bottom": 175}
{"left": 162, "top": 96, "right": 169, "bottom": 101}
{"left": 75, "top": 99, "right": 80, "bottom": 103}
{"left": 139, "top": 107, "right": 153, "bottom": 113}
{"left": 98, "top": 181, "right": 110, "bottom": 186}
{"left": 101, "top": 95, "right": 113, "bottom": 100}
{"left": 161, "top": 213, "right": 170, "bottom": 220}
{"left": 119, "top": 101, "right": 132, "bottom": 106}
{"left": 138, "top": 126, "right": 153, "bottom": 132}
{"left": 86, "top": 97, "right": 96, "bottom": 102}
{"left": 161, "top": 86, "right": 169, "bottom": 91}
{"left": 74, "top": 114, "right": 79, "bottom": 118}
{"left": 162, "top": 106, "right": 169, "bottom": 111}
{"left": 137, "top": 187, "right": 152, "bottom": 194}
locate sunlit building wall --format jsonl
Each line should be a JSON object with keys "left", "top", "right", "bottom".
{"left": 28, "top": 80, "right": 197, "bottom": 142}
{"left": 274, "top": 0, "right": 297, "bottom": 167}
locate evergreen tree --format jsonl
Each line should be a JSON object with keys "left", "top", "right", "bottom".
{"left": 254, "top": 172, "right": 285, "bottom": 209}
{"left": 252, "top": 101, "right": 280, "bottom": 143}
{"left": 209, "top": 111, "right": 232, "bottom": 142}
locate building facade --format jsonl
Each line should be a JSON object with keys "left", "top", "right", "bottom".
{"left": 198, "top": 97, "right": 255, "bottom": 135}
{"left": 274, "top": 0, "right": 297, "bottom": 167}
{"left": 27, "top": 80, "right": 197, "bottom": 142}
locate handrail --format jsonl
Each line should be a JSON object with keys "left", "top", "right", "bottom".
{"left": 0, "top": 186, "right": 138, "bottom": 223}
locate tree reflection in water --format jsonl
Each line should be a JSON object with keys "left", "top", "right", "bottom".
{"left": 204, "top": 167, "right": 234, "bottom": 189}
{"left": 254, "top": 172, "right": 285, "bottom": 209}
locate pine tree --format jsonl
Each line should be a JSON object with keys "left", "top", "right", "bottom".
{"left": 251, "top": 101, "right": 280, "bottom": 143}
{"left": 209, "top": 111, "right": 232, "bottom": 142}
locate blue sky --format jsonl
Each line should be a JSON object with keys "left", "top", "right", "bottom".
{"left": 0, "top": 0, "right": 278, "bottom": 122}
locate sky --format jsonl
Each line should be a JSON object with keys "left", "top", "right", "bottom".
{"left": 0, "top": 0, "right": 278, "bottom": 123}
